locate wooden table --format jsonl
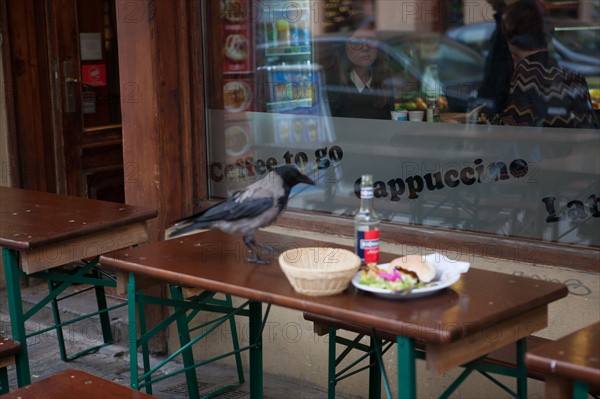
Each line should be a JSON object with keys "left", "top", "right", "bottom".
{"left": 526, "top": 321, "right": 600, "bottom": 399}
{"left": 100, "top": 229, "right": 569, "bottom": 398}
{"left": 0, "top": 186, "right": 157, "bottom": 387}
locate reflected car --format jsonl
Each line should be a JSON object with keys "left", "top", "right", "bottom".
{"left": 446, "top": 19, "right": 600, "bottom": 87}
{"left": 317, "top": 32, "right": 485, "bottom": 113}
{"left": 259, "top": 31, "right": 485, "bottom": 113}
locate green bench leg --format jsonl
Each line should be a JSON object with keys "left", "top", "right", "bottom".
{"left": 0, "top": 367, "right": 9, "bottom": 394}
{"left": 2, "top": 248, "right": 30, "bottom": 387}
{"left": 138, "top": 289, "right": 153, "bottom": 395}
{"left": 572, "top": 380, "right": 589, "bottom": 399}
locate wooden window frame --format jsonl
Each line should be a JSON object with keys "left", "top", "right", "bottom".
{"left": 198, "top": 199, "right": 598, "bottom": 273}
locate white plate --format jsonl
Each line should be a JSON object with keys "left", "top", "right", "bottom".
{"left": 352, "top": 263, "right": 461, "bottom": 299}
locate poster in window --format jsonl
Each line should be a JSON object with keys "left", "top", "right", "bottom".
{"left": 81, "top": 64, "right": 107, "bottom": 87}
{"left": 223, "top": 79, "right": 253, "bottom": 112}
{"left": 221, "top": 0, "right": 252, "bottom": 73}
{"left": 224, "top": 120, "right": 254, "bottom": 193}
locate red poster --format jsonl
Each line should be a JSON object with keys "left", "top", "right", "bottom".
{"left": 224, "top": 120, "right": 254, "bottom": 194}
{"left": 81, "top": 64, "right": 107, "bottom": 86}
{"left": 221, "top": 0, "right": 252, "bottom": 73}
{"left": 223, "top": 79, "right": 253, "bottom": 112}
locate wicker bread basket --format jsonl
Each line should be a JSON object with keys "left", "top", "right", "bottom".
{"left": 278, "top": 247, "right": 361, "bottom": 296}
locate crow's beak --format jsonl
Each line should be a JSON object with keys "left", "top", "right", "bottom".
{"left": 301, "top": 175, "right": 316, "bottom": 185}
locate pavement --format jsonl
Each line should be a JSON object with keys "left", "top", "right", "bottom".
{"left": 0, "top": 281, "right": 354, "bottom": 399}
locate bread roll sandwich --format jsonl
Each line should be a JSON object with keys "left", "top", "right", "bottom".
{"left": 389, "top": 255, "right": 436, "bottom": 283}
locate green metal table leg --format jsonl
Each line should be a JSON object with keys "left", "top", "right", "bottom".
{"left": 127, "top": 272, "right": 140, "bottom": 391}
{"left": 516, "top": 337, "right": 527, "bottom": 399}
{"left": 48, "top": 279, "right": 69, "bottom": 362}
{"left": 396, "top": 336, "right": 416, "bottom": 399}
{"left": 137, "top": 290, "right": 153, "bottom": 395}
{"left": 170, "top": 286, "right": 200, "bottom": 399}
{"left": 249, "top": 301, "right": 263, "bottom": 398}
{"left": 93, "top": 268, "right": 114, "bottom": 345}
{"left": 225, "top": 294, "right": 245, "bottom": 385}
{"left": 327, "top": 327, "right": 336, "bottom": 399}
{"left": 2, "top": 248, "right": 30, "bottom": 387}
{"left": 368, "top": 335, "right": 383, "bottom": 399}
{"left": 41, "top": 259, "right": 116, "bottom": 362}
{"left": 370, "top": 331, "right": 391, "bottom": 399}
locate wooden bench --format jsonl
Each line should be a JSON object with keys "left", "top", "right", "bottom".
{"left": 304, "top": 312, "right": 552, "bottom": 398}
{"left": 0, "top": 336, "right": 22, "bottom": 394}
{"left": 526, "top": 321, "right": 600, "bottom": 398}
{"left": 1, "top": 369, "right": 157, "bottom": 398}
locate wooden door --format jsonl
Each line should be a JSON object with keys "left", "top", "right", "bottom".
{"left": 46, "top": 0, "right": 124, "bottom": 202}
{"left": 4, "top": 0, "right": 124, "bottom": 201}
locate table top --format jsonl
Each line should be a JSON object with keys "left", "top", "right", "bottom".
{"left": 1, "top": 369, "right": 155, "bottom": 399}
{"left": 100, "top": 230, "right": 568, "bottom": 345}
{"left": 0, "top": 187, "right": 158, "bottom": 250}
{"left": 526, "top": 321, "right": 600, "bottom": 385}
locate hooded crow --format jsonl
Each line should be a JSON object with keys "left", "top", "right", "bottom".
{"left": 168, "top": 165, "right": 315, "bottom": 263}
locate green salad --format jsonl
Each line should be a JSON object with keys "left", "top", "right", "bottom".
{"left": 358, "top": 266, "right": 426, "bottom": 291}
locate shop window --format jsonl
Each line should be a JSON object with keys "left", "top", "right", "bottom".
{"left": 202, "top": 1, "right": 600, "bottom": 249}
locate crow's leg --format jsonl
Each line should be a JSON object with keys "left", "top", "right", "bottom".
{"left": 243, "top": 234, "right": 272, "bottom": 264}
{"left": 254, "top": 241, "right": 280, "bottom": 254}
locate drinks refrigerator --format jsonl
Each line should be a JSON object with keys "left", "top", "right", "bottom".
{"left": 207, "top": 0, "right": 336, "bottom": 196}
{"left": 254, "top": 1, "right": 334, "bottom": 144}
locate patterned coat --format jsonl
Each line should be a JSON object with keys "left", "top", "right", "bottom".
{"left": 493, "top": 51, "right": 598, "bottom": 129}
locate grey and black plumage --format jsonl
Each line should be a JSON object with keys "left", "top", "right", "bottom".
{"left": 168, "top": 165, "right": 315, "bottom": 263}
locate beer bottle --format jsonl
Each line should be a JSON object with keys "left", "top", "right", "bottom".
{"left": 355, "top": 174, "right": 381, "bottom": 265}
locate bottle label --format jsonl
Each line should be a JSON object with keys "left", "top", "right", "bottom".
{"left": 356, "top": 229, "right": 380, "bottom": 264}
{"left": 360, "top": 187, "right": 374, "bottom": 199}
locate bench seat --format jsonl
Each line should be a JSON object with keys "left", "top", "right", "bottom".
{"left": 0, "top": 336, "right": 22, "bottom": 394}
{"left": 0, "top": 336, "right": 22, "bottom": 363}
{"left": 1, "top": 369, "right": 157, "bottom": 398}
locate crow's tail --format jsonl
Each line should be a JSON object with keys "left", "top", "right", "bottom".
{"left": 167, "top": 220, "right": 213, "bottom": 238}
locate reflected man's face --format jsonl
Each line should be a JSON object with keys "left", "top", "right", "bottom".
{"left": 346, "top": 28, "right": 378, "bottom": 69}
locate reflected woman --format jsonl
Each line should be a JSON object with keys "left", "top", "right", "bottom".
{"left": 492, "top": 0, "right": 598, "bottom": 128}
{"left": 323, "top": 14, "right": 394, "bottom": 120}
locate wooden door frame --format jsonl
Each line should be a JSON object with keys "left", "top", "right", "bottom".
{"left": 1, "top": 0, "right": 19, "bottom": 188}
{"left": 45, "top": 0, "right": 84, "bottom": 196}
{"left": 116, "top": 0, "right": 206, "bottom": 241}
{"left": 115, "top": 0, "right": 207, "bottom": 353}
{"left": 2, "top": 0, "right": 58, "bottom": 192}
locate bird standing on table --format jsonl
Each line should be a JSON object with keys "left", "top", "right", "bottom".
{"left": 168, "top": 165, "right": 315, "bottom": 264}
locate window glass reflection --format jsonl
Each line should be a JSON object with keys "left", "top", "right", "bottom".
{"left": 204, "top": 0, "right": 600, "bottom": 248}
